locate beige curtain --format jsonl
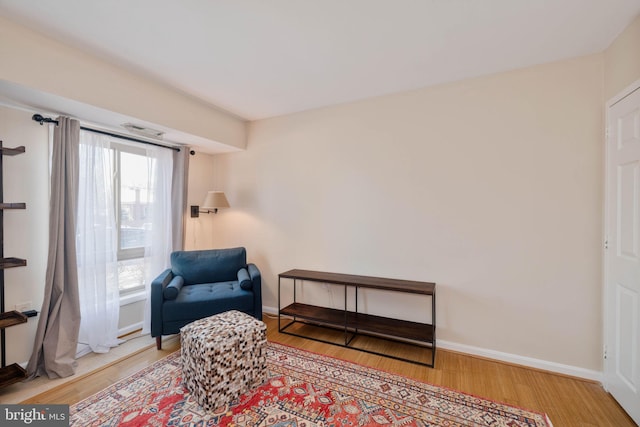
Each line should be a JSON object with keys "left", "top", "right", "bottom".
{"left": 172, "top": 147, "right": 189, "bottom": 251}
{"left": 27, "top": 116, "right": 81, "bottom": 379}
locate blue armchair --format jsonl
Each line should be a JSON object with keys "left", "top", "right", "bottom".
{"left": 151, "top": 247, "right": 262, "bottom": 349}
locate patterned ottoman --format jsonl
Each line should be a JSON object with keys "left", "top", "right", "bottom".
{"left": 180, "top": 310, "right": 267, "bottom": 411}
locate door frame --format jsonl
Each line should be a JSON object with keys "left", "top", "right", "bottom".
{"left": 603, "top": 77, "right": 640, "bottom": 394}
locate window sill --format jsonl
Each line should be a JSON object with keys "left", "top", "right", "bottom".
{"left": 120, "top": 290, "right": 146, "bottom": 307}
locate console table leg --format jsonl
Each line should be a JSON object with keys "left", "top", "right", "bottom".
{"left": 431, "top": 292, "right": 436, "bottom": 367}
{"left": 355, "top": 286, "right": 359, "bottom": 335}
{"left": 344, "top": 284, "right": 349, "bottom": 346}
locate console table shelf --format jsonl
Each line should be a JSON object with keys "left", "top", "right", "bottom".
{"left": 280, "top": 302, "right": 434, "bottom": 343}
{"left": 278, "top": 269, "right": 436, "bottom": 367}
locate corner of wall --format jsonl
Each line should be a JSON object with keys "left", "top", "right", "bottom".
{"left": 604, "top": 14, "right": 640, "bottom": 100}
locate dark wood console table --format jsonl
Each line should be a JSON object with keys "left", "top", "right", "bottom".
{"left": 278, "top": 269, "right": 436, "bottom": 367}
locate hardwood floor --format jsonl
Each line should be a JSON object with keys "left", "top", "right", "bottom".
{"left": 22, "top": 316, "right": 636, "bottom": 426}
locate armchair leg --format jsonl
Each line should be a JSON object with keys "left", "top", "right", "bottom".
{"left": 156, "top": 336, "right": 162, "bottom": 350}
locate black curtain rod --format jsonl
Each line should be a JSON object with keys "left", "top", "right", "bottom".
{"left": 32, "top": 114, "right": 181, "bottom": 152}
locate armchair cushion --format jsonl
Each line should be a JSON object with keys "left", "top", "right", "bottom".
{"left": 163, "top": 281, "right": 254, "bottom": 323}
{"left": 237, "top": 268, "right": 252, "bottom": 290}
{"left": 171, "top": 247, "right": 247, "bottom": 284}
{"left": 163, "top": 276, "right": 184, "bottom": 300}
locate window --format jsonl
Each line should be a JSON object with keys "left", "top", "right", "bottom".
{"left": 114, "top": 144, "right": 154, "bottom": 295}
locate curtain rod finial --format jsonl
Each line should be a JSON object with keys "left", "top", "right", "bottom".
{"left": 32, "top": 114, "right": 45, "bottom": 125}
{"left": 32, "top": 114, "right": 59, "bottom": 126}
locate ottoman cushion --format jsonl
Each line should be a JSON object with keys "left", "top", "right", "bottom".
{"left": 180, "top": 310, "right": 267, "bottom": 411}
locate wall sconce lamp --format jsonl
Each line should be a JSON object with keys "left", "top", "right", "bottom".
{"left": 190, "top": 191, "right": 230, "bottom": 217}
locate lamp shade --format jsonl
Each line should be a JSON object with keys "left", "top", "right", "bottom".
{"left": 202, "top": 191, "right": 230, "bottom": 210}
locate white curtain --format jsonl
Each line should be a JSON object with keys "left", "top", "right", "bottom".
{"left": 76, "top": 131, "right": 122, "bottom": 356}
{"left": 74, "top": 131, "right": 177, "bottom": 346}
{"left": 142, "top": 146, "right": 174, "bottom": 334}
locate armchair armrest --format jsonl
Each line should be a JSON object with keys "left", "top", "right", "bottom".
{"left": 237, "top": 268, "right": 252, "bottom": 290}
{"left": 248, "top": 263, "right": 262, "bottom": 320}
{"left": 151, "top": 268, "right": 174, "bottom": 337}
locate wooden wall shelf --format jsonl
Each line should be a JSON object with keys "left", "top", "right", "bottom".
{"left": 0, "top": 146, "right": 25, "bottom": 156}
{"left": 0, "top": 258, "right": 27, "bottom": 269}
{"left": 0, "top": 140, "right": 29, "bottom": 388}
{"left": 0, "top": 203, "right": 26, "bottom": 209}
{"left": 0, "top": 363, "right": 27, "bottom": 388}
{"left": 0, "top": 310, "right": 27, "bottom": 329}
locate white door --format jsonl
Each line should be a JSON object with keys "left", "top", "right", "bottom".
{"left": 605, "top": 83, "right": 640, "bottom": 425}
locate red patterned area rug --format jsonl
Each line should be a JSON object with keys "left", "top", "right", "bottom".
{"left": 71, "top": 342, "right": 553, "bottom": 426}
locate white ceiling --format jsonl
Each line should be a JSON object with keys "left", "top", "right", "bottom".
{"left": 1, "top": 0, "right": 639, "bottom": 122}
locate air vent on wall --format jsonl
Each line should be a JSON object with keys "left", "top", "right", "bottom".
{"left": 121, "top": 123, "right": 164, "bottom": 140}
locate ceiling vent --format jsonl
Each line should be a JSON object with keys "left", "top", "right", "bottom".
{"left": 121, "top": 123, "right": 164, "bottom": 140}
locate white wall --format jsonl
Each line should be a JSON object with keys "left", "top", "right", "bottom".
{"left": 184, "top": 151, "right": 219, "bottom": 251}
{"left": 0, "top": 16, "right": 246, "bottom": 151}
{"left": 211, "top": 54, "right": 605, "bottom": 374}
{"left": 0, "top": 105, "right": 49, "bottom": 367}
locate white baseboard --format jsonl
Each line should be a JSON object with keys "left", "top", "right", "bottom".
{"left": 437, "top": 339, "right": 602, "bottom": 383}
{"left": 18, "top": 322, "right": 146, "bottom": 369}
{"left": 262, "top": 305, "right": 602, "bottom": 382}
{"left": 118, "top": 321, "right": 144, "bottom": 337}
{"left": 263, "top": 305, "right": 278, "bottom": 315}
